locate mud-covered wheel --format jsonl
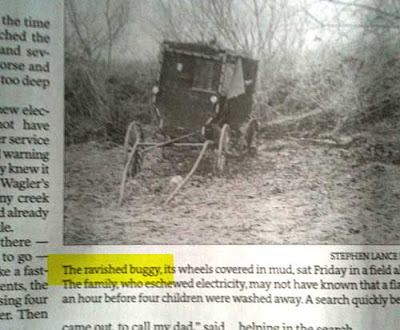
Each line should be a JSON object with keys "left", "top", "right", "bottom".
{"left": 123, "top": 121, "right": 143, "bottom": 178}
{"left": 243, "top": 118, "right": 258, "bottom": 154}
{"left": 216, "top": 124, "right": 231, "bottom": 174}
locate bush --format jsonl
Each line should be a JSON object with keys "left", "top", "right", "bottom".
{"left": 253, "top": 40, "right": 400, "bottom": 138}
{"left": 65, "top": 58, "right": 156, "bottom": 145}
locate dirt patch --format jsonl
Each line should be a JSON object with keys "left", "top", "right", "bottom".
{"left": 64, "top": 137, "right": 400, "bottom": 245}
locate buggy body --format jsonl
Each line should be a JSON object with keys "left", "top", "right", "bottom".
{"left": 119, "top": 41, "right": 259, "bottom": 205}
{"left": 152, "top": 41, "right": 258, "bottom": 136}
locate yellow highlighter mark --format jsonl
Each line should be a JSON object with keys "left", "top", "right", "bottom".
{"left": 48, "top": 254, "right": 174, "bottom": 289}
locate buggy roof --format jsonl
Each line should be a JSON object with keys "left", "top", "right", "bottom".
{"left": 163, "top": 40, "right": 256, "bottom": 61}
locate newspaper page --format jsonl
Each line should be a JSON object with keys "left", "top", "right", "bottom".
{"left": 1, "top": 0, "right": 400, "bottom": 329}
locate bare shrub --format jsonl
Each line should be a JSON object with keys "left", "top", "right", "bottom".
{"left": 65, "top": 58, "right": 156, "bottom": 145}
{"left": 356, "top": 38, "right": 400, "bottom": 122}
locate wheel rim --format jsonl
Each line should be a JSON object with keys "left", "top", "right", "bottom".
{"left": 244, "top": 118, "right": 258, "bottom": 153}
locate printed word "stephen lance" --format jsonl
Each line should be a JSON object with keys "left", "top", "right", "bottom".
{"left": 331, "top": 252, "right": 399, "bottom": 261}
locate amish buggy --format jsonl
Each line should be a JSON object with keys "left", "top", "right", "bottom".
{"left": 119, "top": 41, "right": 259, "bottom": 205}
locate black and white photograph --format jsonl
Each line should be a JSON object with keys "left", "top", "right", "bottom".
{"left": 64, "top": 0, "right": 400, "bottom": 245}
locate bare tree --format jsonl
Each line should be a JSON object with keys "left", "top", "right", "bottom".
{"left": 313, "top": 0, "right": 400, "bottom": 39}
{"left": 153, "top": 0, "right": 306, "bottom": 58}
{"left": 65, "top": 0, "right": 130, "bottom": 67}
{"left": 150, "top": 0, "right": 310, "bottom": 95}
{"left": 305, "top": 0, "right": 400, "bottom": 124}
{"left": 65, "top": 0, "right": 132, "bottom": 142}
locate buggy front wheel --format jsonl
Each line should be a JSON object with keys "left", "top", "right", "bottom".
{"left": 123, "top": 120, "right": 143, "bottom": 178}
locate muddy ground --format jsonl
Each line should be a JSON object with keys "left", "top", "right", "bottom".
{"left": 64, "top": 130, "right": 400, "bottom": 245}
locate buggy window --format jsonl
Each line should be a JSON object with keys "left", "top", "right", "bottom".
{"left": 160, "top": 52, "right": 194, "bottom": 88}
{"left": 193, "top": 58, "right": 219, "bottom": 91}
{"left": 160, "top": 51, "right": 220, "bottom": 91}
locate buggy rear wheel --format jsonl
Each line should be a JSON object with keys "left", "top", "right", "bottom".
{"left": 243, "top": 118, "right": 258, "bottom": 154}
{"left": 216, "top": 124, "right": 231, "bottom": 175}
